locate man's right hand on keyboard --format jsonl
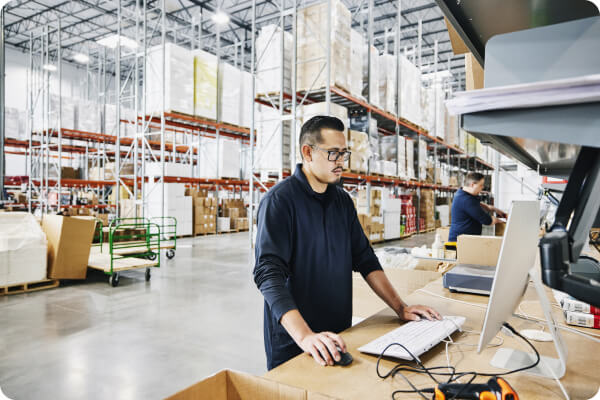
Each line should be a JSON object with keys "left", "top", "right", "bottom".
{"left": 396, "top": 304, "right": 442, "bottom": 322}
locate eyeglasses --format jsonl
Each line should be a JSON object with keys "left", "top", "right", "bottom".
{"left": 310, "top": 145, "right": 351, "bottom": 162}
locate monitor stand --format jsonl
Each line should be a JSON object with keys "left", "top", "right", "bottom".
{"left": 489, "top": 268, "right": 567, "bottom": 379}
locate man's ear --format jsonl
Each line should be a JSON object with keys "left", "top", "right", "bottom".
{"left": 301, "top": 144, "right": 312, "bottom": 162}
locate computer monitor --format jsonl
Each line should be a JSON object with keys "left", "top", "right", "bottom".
{"left": 477, "top": 200, "right": 567, "bottom": 379}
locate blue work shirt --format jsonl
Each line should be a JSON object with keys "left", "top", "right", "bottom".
{"left": 448, "top": 188, "right": 492, "bottom": 242}
{"left": 253, "top": 164, "right": 382, "bottom": 370}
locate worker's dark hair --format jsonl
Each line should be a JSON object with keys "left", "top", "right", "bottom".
{"left": 465, "top": 172, "right": 485, "bottom": 185}
{"left": 299, "top": 115, "right": 345, "bottom": 159}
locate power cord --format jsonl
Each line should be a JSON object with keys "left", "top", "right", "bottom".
{"left": 377, "top": 322, "right": 540, "bottom": 400}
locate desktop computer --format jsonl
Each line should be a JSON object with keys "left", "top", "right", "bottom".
{"left": 478, "top": 200, "right": 567, "bottom": 379}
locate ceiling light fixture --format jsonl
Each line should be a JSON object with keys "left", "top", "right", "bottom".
{"left": 73, "top": 53, "right": 90, "bottom": 64}
{"left": 97, "top": 34, "right": 138, "bottom": 49}
{"left": 211, "top": 10, "right": 230, "bottom": 25}
{"left": 42, "top": 64, "right": 57, "bottom": 72}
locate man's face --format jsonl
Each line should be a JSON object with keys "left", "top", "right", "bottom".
{"left": 470, "top": 178, "right": 485, "bottom": 195}
{"left": 304, "top": 128, "right": 348, "bottom": 185}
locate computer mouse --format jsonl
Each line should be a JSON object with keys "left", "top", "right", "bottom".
{"left": 327, "top": 346, "right": 353, "bottom": 366}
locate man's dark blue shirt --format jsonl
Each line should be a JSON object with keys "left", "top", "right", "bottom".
{"left": 448, "top": 188, "right": 492, "bottom": 242}
{"left": 253, "top": 164, "right": 382, "bottom": 370}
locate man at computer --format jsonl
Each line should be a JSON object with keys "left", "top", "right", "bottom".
{"left": 448, "top": 172, "right": 507, "bottom": 242}
{"left": 253, "top": 116, "right": 441, "bottom": 370}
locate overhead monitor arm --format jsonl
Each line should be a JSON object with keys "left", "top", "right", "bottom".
{"left": 539, "top": 147, "right": 600, "bottom": 308}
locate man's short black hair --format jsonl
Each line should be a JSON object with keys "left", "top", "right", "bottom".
{"left": 465, "top": 172, "right": 485, "bottom": 185}
{"left": 299, "top": 115, "right": 345, "bottom": 159}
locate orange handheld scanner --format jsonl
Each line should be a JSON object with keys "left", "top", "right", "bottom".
{"left": 434, "top": 377, "right": 518, "bottom": 400}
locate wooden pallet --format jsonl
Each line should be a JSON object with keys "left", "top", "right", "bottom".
{"left": 88, "top": 253, "right": 158, "bottom": 273}
{"left": 1, "top": 279, "right": 60, "bottom": 296}
{"left": 418, "top": 228, "right": 436, "bottom": 234}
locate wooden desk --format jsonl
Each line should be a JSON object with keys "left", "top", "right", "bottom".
{"left": 265, "top": 278, "right": 600, "bottom": 399}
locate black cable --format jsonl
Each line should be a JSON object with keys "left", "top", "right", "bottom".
{"left": 377, "top": 322, "right": 541, "bottom": 399}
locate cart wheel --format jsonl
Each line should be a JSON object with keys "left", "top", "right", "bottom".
{"left": 147, "top": 253, "right": 157, "bottom": 261}
{"left": 166, "top": 249, "right": 175, "bottom": 259}
{"left": 109, "top": 273, "right": 120, "bottom": 287}
{"left": 145, "top": 268, "right": 151, "bottom": 281}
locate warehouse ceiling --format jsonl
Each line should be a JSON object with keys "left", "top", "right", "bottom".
{"left": 2, "top": 0, "right": 465, "bottom": 89}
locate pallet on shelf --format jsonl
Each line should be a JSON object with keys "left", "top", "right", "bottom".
{"left": 1, "top": 279, "right": 60, "bottom": 296}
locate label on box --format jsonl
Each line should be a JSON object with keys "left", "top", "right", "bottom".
{"left": 561, "top": 297, "right": 600, "bottom": 315}
{"left": 564, "top": 310, "right": 600, "bottom": 329}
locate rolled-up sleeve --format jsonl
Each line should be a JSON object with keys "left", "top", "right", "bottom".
{"left": 253, "top": 193, "right": 297, "bottom": 323}
{"left": 347, "top": 197, "right": 383, "bottom": 278}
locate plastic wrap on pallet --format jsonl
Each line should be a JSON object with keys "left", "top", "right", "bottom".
{"left": 406, "top": 137, "right": 415, "bottom": 179}
{"left": 398, "top": 55, "right": 422, "bottom": 126}
{"left": 219, "top": 62, "right": 241, "bottom": 126}
{"left": 33, "top": 95, "right": 77, "bottom": 132}
{"left": 146, "top": 43, "right": 194, "bottom": 116}
{"left": 419, "top": 140, "right": 427, "bottom": 180}
{"left": 420, "top": 87, "right": 435, "bottom": 134}
{"left": 348, "top": 129, "right": 369, "bottom": 173}
{"left": 76, "top": 99, "right": 101, "bottom": 133}
{"left": 256, "top": 24, "right": 292, "bottom": 95}
{"left": 104, "top": 104, "right": 136, "bottom": 137}
{"left": 240, "top": 71, "right": 253, "bottom": 128}
{"left": 192, "top": 49, "right": 218, "bottom": 120}
{"left": 297, "top": 0, "right": 351, "bottom": 93}
{"left": 379, "top": 53, "right": 397, "bottom": 114}
{"left": 397, "top": 135, "right": 407, "bottom": 179}
{"left": 255, "top": 104, "right": 291, "bottom": 172}
{"left": 198, "top": 137, "right": 241, "bottom": 179}
{"left": 445, "top": 106, "right": 458, "bottom": 147}
{"left": 364, "top": 46, "right": 380, "bottom": 108}
{"left": 349, "top": 29, "right": 365, "bottom": 98}
{"left": 4, "top": 107, "right": 27, "bottom": 139}
{"left": 0, "top": 212, "right": 47, "bottom": 286}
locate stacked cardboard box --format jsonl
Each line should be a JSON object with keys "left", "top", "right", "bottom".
{"left": 256, "top": 25, "right": 292, "bottom": 95}
{"left": 347, "top": 130, "right": 369, "bottom": 173}
{"left": 192, "top": 49, "right": 218, "bottom": 120}
{"left": 357, "top": 188, "right": 382, "bottom": 217}
{"left": 297, "top": 0, "right": 351, "bottom": 93}
{"left": 146, "top": 43, "right": 194, "bottom": 116}
{"left": 419, "top": 189, "right": 435, "bottom": 231}
{"left": 222, "top": 199, "right": 249, "bottom": 231}
{"left": 190, "top": 191, "right": 218, "bottom": 235}
{"left": 357, "top": 214, "right": 384, "bottom": 244}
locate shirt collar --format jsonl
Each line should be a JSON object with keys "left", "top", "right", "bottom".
{"left": 293, "top": 163, "right": 337, "bottom": 204}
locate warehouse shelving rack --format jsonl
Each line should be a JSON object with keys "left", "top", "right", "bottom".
{"left": 246, "top": 0, "right": 494, "bottom": 246}
{"left": 0, "top": 0, "right": 498, "bottom": 241}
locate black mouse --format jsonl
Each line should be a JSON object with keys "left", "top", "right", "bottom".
{"left": 327, "top": 347, "right": 353, "bottom": 366}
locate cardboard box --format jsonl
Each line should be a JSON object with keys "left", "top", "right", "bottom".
{"left": 444, "top": 17, "right": 469, "bottom": 55}
{"left": 166, "top": 369, "right": 337, "bottom": 400}
{"left": 457, "top": 234, "right": 503, "bottom": 267}
{"left": 224, "top": 208, "right": 239, "bottom": 219}
{"left": 465, "top": 53, "right": 484, "bottom": 91}
{"left": 436, "top": 227, "right": 450, "bottom": 243}
{"left": 42, "top": 215, "right": 96, "bottom": 280}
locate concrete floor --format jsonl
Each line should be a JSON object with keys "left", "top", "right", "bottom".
{"left": 0, "top": 231, "right": 435, "bottom": 400}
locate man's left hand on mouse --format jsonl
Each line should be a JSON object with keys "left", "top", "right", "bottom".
{"left": 396, "top": 304, "right": 442, "bottom": 321}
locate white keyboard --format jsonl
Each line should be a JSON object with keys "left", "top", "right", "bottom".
{"left": 358, "top": 316, "right": 466, "bottom": 361}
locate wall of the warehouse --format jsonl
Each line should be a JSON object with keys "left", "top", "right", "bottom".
{"left": 5, "top": 45, "right": 89, "bottom": 110}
